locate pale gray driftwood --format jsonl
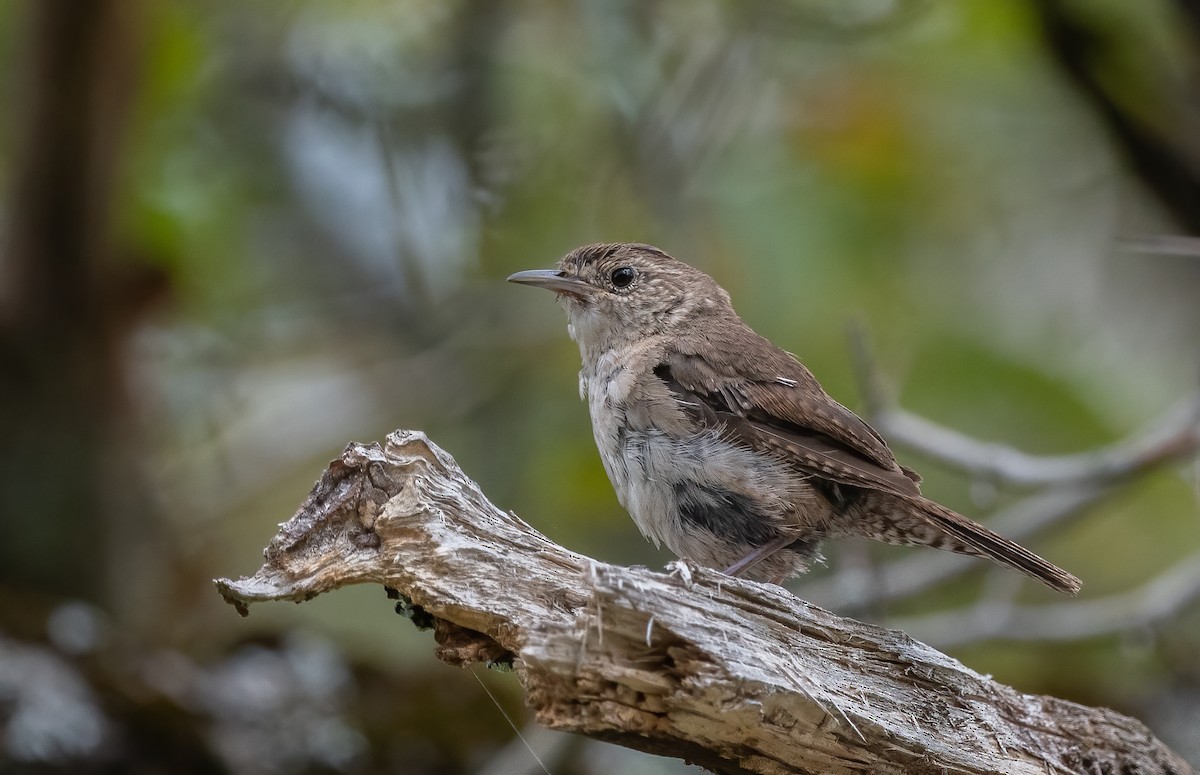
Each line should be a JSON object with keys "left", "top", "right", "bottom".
{"left": 214, "top": 430, "right": 1191, "bottom": 775}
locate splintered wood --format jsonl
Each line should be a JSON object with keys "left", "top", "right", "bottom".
{"left": 215, "top": 430, "right": 1191, "bottom": 775}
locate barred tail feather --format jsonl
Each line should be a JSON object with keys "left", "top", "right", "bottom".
{"left": 919, "top": 499, "right": 1082, "bottom": 596}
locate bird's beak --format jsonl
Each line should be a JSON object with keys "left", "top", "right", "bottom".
{"left": 506, "top": 269, "right": 597, "bottom": 298}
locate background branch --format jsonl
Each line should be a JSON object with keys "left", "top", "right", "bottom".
{"left": 894, "top": 550, "right": 1200, "bottom": 648}
{"left": 848, "top": 323, "right": 1200, "bottom": 490}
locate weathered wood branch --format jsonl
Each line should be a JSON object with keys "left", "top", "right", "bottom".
{"left": 214, "top": 430, "right": 1191, "bottom": 775}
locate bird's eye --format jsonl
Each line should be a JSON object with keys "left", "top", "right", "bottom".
{"left": 610, "top": 267, "right": 636, "bottom": 289}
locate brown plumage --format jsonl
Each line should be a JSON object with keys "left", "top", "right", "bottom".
{"left": 509, "top": 243, "right": 1082, "bottom": 595}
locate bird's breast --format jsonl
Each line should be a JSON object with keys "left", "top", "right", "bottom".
{"left": 579, "top": 348, "right": 816, "bottom": 555}
{"left": 580, "top": 350, "right": 639, "bottom": 502}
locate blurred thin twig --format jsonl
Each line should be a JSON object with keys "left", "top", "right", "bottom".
{"left": 1120, "top": 234, "right": 1200, "bottom": 257}
{"left": 848, "top": 322, "right": 1200, "bottom": 489}
{"left": 895, "top": 550, "right": 1200, "bottom": 647}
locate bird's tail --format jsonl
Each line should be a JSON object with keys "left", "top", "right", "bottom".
{"left": 915, "top": 498, "right": 1081, "bottom": 596}
{"left": 851, "top": 493, "right": 1082, "bottom": 595}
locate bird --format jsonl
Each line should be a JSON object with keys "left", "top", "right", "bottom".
{"left": 508, "top": 243, "right": 1081, "bottom": 594}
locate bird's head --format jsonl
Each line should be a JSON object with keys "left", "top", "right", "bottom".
{"left": 508, "top": 243, "right": 731, "bottom": 353}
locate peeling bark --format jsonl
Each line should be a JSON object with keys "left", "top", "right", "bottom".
{"left": 215, "top": 430, "right": 1192, "bottom": 775}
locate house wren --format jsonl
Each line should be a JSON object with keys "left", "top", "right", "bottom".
{"left": 508, "top": 243, "right": 1081, "bottom": 594}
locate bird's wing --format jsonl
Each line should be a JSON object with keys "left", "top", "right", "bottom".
{"left": 657, "top": 338, "right": 922, "bottom": 499}
{"left": 656, "top": 332, "right": 1082, "bottom": 596}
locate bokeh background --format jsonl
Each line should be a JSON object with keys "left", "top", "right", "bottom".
{"left": 2, "top": 1, "right": 1199, "bottom": 772}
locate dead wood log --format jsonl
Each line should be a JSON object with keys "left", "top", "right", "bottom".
{"left": 214, "top": 430, "right": 1191, "bottom": 775}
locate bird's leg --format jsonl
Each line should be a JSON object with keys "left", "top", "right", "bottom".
{"left": 721, "top": 533, "right": 798, "bottom": 577}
